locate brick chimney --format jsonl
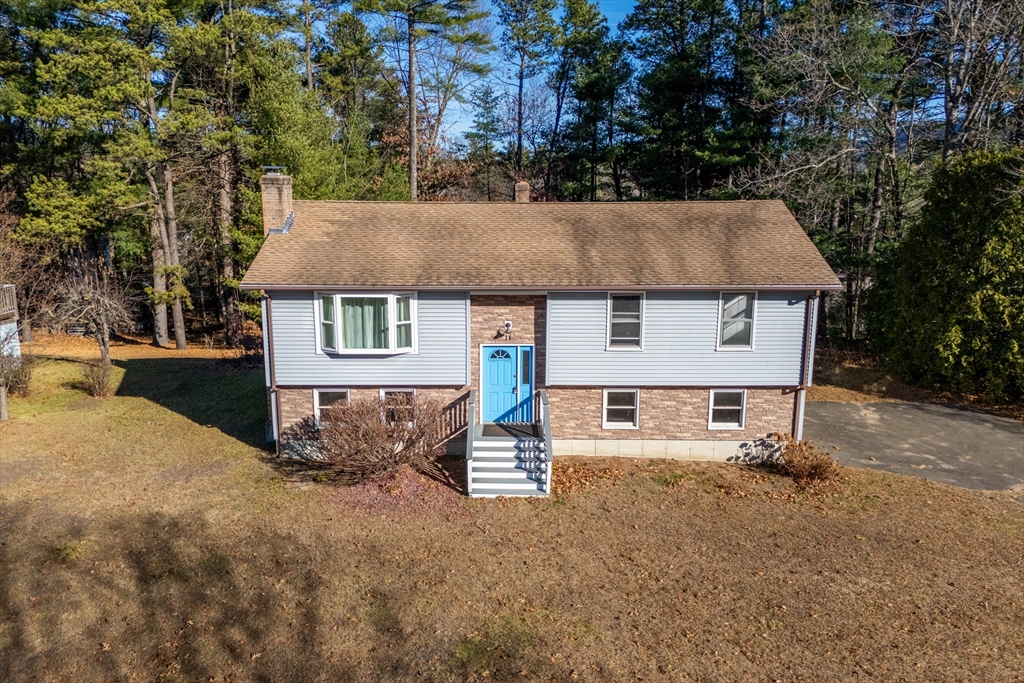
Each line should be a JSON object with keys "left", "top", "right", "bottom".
{"left": 514, "top": 180, "right": 530, "bottom": 203}
{"left": 260, "top": 168, "right": 293, "bottom": 235}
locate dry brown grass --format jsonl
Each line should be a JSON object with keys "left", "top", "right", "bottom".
{"left": 1, "top": 340, "right": 1022, "bottom": 681}
{"left": 810, "top": 348, "right": 1024, "bottom": 421}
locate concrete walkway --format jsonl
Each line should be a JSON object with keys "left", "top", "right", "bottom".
{"left": 804, "top": 401, "right": 1024, "bottom": 491}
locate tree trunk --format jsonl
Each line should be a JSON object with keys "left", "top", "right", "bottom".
{"left": 19, "top": 317, "right": 32, "bottom": 343}
{"left": 146, "top": 169, "right": 170, "bottom": 347}
{"left": 408, "top": 13, "right": 418, "bottom": 202}
{"left": 162, "top": 165, "right": 188, "bottom": 350}
{"left": 866, "top": 155, "right": 884, "bottom": 255}
{"left": 304, "top": 10, "right": 314, "bottom": 91}
{"left": 545, "top": 59, "right": 570, "bottom": 201}
{"left": 97, "top": 321, "right": 111, "bottom": 362}
{"left": 217, "top": 150, "right": 240, "bottom": 346}
{"left": 0, "top": 385, "right": 7, "bottom": 420}
{"left": 516, "top": 55, "right": 525, "bottom": 176}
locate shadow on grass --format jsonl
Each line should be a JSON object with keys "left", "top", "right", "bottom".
{"left": 0, "top": 505, "right": 464, "bottom": 682}
{"left": 114, "top": 357, "right": 270, "bottom": 450}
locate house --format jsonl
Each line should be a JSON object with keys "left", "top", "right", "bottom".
{"left": 240, "top": 172, "right": 842, "bottom": 497}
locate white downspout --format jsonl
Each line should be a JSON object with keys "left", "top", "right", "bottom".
{"left": 795, "top": 292, "right": 820, "bottom": 441}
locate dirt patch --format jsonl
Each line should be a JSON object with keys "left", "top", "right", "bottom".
{"left": 811, "top": 348, "right": 1024, "bottom": 421}
{"left": 2, "top": 356, "right": 1023, "bottom": 681}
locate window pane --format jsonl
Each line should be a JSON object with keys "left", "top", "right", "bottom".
{"left": 713, "top": 391, "right": 743, "bottom": 408}
{"left": 711, "top": 408, "right": 742, "bottom": 425}
{"left": 606, "top": 408, "right": 636, "bottom": 424}
{"left": 319, "top": 391, "right": 348, "bottom": 407}
{"left": 721, "top": 320, "right": 751, "bottom": 346}
{"left": 342, "top": 297, "right": 389, "bottom": 349}
{"left": 610, "top": 322, "right": 641, "bottom": 343}
{"left": 606, "top": 391, "right": 637, "bottom": 408}
{"left": 396, "top": 295, "right": 411, "bottom": 323}
{"left": 396, "top": 322, "right": 412, "bottom": 349}
{"left": 521, "top": 348, "right": 531, "bottom": 379}
{"left": 383, "top": 391, "right": 414, "bottom": 424}
{"left": 321, "top": 321, "right": 335, "bottom": 350}
{"left": 723, "top": 294, "right": 753, "bottom": 321}
{"left": 612, "top": 296, "right": 641, "bottom": 314}
{"left": 321, "top": 295, "right": 334, "bottom": 323}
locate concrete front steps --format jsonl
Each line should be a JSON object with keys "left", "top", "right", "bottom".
{"left": 468, "top": 435, "right": 548, "bottom": 497}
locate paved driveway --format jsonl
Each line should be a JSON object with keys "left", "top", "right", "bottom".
{"left": 804, "top": 401, "right": 1024, "bottom": 491}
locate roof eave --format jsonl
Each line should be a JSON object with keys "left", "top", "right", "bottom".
{"left": 239, "top": 282, "right": 844, "bottom": 292}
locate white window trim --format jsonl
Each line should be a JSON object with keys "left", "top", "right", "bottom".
{"left": 602, "top": 388, "right": 640, "bottom": 430}
{"left": 379, "top": 387, "right": 417, "bottom": 400}
{"left": 314, "top": 387, "right": 350, "bottom": 428}
{"left": 715, "top": 291, "right": 757, "bottom": 352}
{"left": 605, "top": 292, "right": 645, "bottom": 351}
{"left": 708, "top": 388, "right": 747, "bottom": 430}
{"left": 313, "top": 292, "right": 418, "bottom": 356}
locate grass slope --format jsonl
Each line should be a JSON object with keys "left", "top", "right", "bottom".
{"left": 1, "top": 346, "right": 1022, "bottom": 682}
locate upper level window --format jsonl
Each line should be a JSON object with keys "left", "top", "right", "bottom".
{"left": 718, "top": 292, "right": 755, "bottom": 349}
{"left": 608, "top": 294, "right": 643, "bottom": 348}
{"left": 319, "top": 293, "right": 415, "bottom": 354}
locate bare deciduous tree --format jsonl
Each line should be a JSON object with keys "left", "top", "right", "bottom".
{"left": 51, "top": 274, "right": 136, "bottom": 362}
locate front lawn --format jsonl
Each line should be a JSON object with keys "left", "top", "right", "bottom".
{"left": 1, "top": 341, "right": 1022, "bottom": 681}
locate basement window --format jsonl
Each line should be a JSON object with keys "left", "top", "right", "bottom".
{"left": 708, "top": 389, "right": 746, "bottom": 430}
{"left": 603, "top": 389, "right": 639, "bottom": 429}
{"left": 314, "top": 389, "right": 349, "bottom": 427}
{"left": 318, "top": 293, "right": 416, "bottom": 354}
{"left": 381, "top": 389, "right": 416, "bottom": 426}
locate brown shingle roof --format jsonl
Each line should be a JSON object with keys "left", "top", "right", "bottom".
{"left": 240, "top": 200, "right": 841, "bottom": 290}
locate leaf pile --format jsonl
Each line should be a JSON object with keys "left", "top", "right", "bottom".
{"left": 552, "top": 461, "right": 625, "bottom": 495}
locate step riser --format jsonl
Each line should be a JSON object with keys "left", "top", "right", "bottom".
{"left": 468, "top": 475, "right": 544, "bottom": 485}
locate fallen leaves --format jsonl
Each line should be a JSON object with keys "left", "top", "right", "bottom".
{"left": 551, "top": 462, "right": 625, "bottom": 495}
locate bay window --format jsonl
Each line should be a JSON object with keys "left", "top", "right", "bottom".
{"left": 318, "top": 293, "right": 416, "bottom": 354}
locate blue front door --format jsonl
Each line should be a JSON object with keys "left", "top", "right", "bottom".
{"left": 482, "top": 345, "right": 534, "bottom": 422}
{"left": 483, "top": 346, "right": 517, "bottom": 422}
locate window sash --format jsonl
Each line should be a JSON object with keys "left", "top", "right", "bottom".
{"left": 604, "top": 390, "right": 639, "bottom": 427}
{"left": 719, "top": 293, "right": 754, "bottom": 348}
{"left": 320, "top": 296, "right": 336, "bottom": 351}
{"left": 315, "top": 389, "right": 349, "bottom": 426}
{"left": 341, "top": 297, "right": 390, "bottom": 349}
{"left": 709, "top": 390, "right": 745, "bottom": 428}
{"left": 609, "top": 295, "right": 643, "bottom": 347}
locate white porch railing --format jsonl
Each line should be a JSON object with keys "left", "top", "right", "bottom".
{"left": 0, "top": 285, "right": 16, "bottom": 322}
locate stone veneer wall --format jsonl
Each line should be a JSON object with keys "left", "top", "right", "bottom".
{"left": 277, "top": 386, "right": 470, "bottom": 435}
{"left": 469, "top": 294, "right": 546, "bottom": 390}
{"left": 546, "top": 387, "right": 797, "bottom": 441}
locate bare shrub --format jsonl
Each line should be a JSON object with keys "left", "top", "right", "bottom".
{"left": 3, "top": 353, "right": 34, "bottom": 397}
{"left": 771, "top": 432, "right": 840, "bottom": 489}
{"left": 316, "top": 395, "right": 448, "bottom": 484}
{"left": 81, "top": 360, "right": 113, "bottom": 398}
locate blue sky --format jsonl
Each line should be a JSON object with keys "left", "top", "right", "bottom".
{"left": 599, "top": 0, "right": 638, "bottom": 32}
{"left": 449, "top": 0, "right": 638, "bottom": 136}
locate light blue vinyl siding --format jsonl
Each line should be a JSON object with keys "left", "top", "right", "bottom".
{"left": 269, "top": 290, "right": 469, "bottom": 386}
{"left": 547, "top": 291, "right": 809, "bottom": 386}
